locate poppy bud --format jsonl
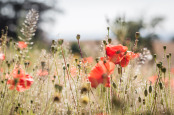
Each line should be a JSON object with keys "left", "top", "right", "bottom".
{"left": 30, "top": 100, "right": 33, "bottom": 104}
{"left": 143, "top": 99, "right": 145, "bottom": 105}
{"left": 103, "top": 40, "right": 107, "bottom": 45}
{"left": 41, "top": 61, "right": 45, "bottom": 68}
{"left": 75, "top": 59, "right": 78, "bottom": 63}
{"left": 67, "top": 64, "right": 69, "bottom": 68}
{"left": 107, "top": 27, "right": 110, "bottom": 31}
{"left": 58, "top": 39, "right": 64, "bottom": 45}
{"left": 169, "top": 53, "right": 171, "bottom": 57}
{"left": 108, "top": 38, "right": 112, "bottom": 44}
{"left": 95, "top": 58, "right": 99, "bottom": 63}
{"left": 157, "top": 62, "right": 162, "bottom": 69}
{"left": 135, "top": 32, "right": 140, "bottom": 39}
{"left": 63, "top": 66, "right": 66, "bottom": 70}
{"left": 149, "top": 85, "right": 152, "bottom": 93}
{"left": 52, "top": 40, "right": 55, "bottom": 45}
{"left": 54, "top": 84, "right": 63, "bottom": 92}
{"left": 138, "top": 97, "right": 141, "bottom": 103}
{"left": 80, "top": 84, "right": 90, "bottom": 94}
{"left": 159, "top": 82, "right": 163, "bottom": 89}
{"left": 153, "top": 54, "right": 157, "bottom": 59}
{"left": 9, "top": 38, "right": 12, "bottom": 43}
{"left": 163, "top": 46, "right": 166, "bottom": 51}
{"left": 51, "top": 46, "right": 55, "bottom": 53}
{"left": 161, "top": 66, "right": 166, "bottom": 73}
{"left": 76, "top": 34, "right": 80, "bottom": 40}
{"left": 112, "top": 82, "right": 117, "bottom": 89}
{"left": 144, "top": 89, "right": 148, "bottom": 97}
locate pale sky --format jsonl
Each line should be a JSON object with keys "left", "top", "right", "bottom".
{"left": 42, "top": 0, "right": 174, "bottom": 41}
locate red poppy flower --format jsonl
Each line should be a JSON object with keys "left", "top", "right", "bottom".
{"left": 106, "top": 44, "right": 128, "bottom": 64}
{"left": 18, "top": 41, "right": 27, "bottom": 49}
{"left": 37, "top": 69, "right": 48, "bottom": 76}
{"left": 119, "top": 51, "right": 139, "bottom": 67}
{"left": 82, "top": 57, "right": 93, "bottom": 64}
{"left": 88, "top": 60, "right": 115, "bottom": 88}
{"left": 7, "top": 74, "right": 33, "bottom": 92}
{"left": 0, "top": 53, "right": 5, "bottom": 61}
{"left": 12, "top": 67, "right": 25, "bottom": 78}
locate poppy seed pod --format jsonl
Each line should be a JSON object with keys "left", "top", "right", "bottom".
{"left": 163, "top": 46, "right": 166, "bottom": 51}
{"left": 159, "top": 82, "right": 163, "bottom": 90}
{"left": 161, "top": 66, "right": 166, "bottom": 73}
{"left": 138, "top": 97, "right": 141, "bottom": 103}
{"left": 135, "top": 32, "right": 140, "bottom": 39}
{"left": 76, "top": 34, "right": 80, "bottom": 40}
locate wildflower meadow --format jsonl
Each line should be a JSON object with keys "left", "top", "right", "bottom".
{"left": 0, "top": 9, "right": 174, "bottom": 115}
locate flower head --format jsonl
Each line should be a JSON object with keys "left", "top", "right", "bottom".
{"left": 18, "top": 41, "right": 27, "bottom": 49}
{"left": 0, "top": 53, "right": 5, "bottom": 61}
{"left": 88, "top": 59, "right": 115, "bottom": 88}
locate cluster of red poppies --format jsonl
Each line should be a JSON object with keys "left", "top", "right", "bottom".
{"left": 7, "top": 66, "right": 33, "bottom": 92}
{"left": 88, "top": 44, "right": 139, "bottom": 88}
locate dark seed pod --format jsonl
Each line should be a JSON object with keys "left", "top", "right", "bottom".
{"left": 159, "top": 82, "right": 163, "bottom": 89}
{"left": 103, "top": 40, "right": 107, "bottom": 45}
{"left": 108, "top": 38, "right": 112, "bottom": 44}
{"left": 153, "top": 54, "right": 157, "bottom": 59}
{"left": 138, "top": 97, "right": 141, "bottom": 103}
{"left": 112, "top": 82, "right": 117, "bottom": 89}
{"left": 149, "top": 85, "right": 152, "bottom": 93}
{"left": 163, "top": 46, "right": 166, "bottom": 50}
{"left": 144, "top": 89, "right": 148, "bottom": 97}
{"left": 143, "top": 99, "right": 145, "bottom": 105}
{"left": 161, "top": 66, "right": 166, "bottom": 73}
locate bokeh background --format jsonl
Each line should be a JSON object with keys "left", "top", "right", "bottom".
{"left": 0, "top": 0, "right": 174, "bottom": 60}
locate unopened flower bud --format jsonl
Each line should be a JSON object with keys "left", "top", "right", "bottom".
{"left": 135, "top": 32, "right": 140, "bottom": 39}
{"left": 166, "top": 54, "right": 169, "bottom": 59}
{"left": 149, "top": 85, "right": 152, "bottom": 93}
{"left": 159, "top": 82, "right": 163, "bottom": 89}
{"left": 153, "top": 54, "right": 157, "bottom": 59}
{"left": 58, "top": 39, "right": 64, "bottom": 45}
{"left": 161, "top": 66, "right": 166, "bottom": 73}
{"left": 163, "top": 46, "right": 166, "bottom": 51}
{"left": 76, "top": 34, "right": 80, "bottom": 40}
{"left": 144, "top": 89, "right": 148, "bottom": 97}
{"left": 108, "top": 38, "right": 112, "bottom": 44}
{"left": 138, "top": 97, "right": 141, "bottom": 103}
{"left": 103, "top": 40, "right": 107, "bottom": 45}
